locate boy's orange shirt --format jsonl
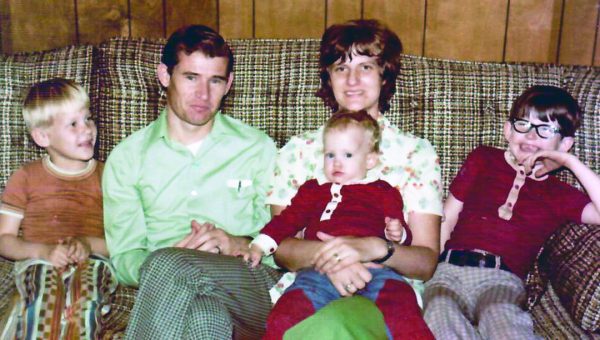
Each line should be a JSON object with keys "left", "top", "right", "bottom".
{"left": 0, "top": 156, "right": 104, "bottom": 243}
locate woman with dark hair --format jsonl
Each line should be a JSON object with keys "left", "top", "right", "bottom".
{"left": 268, "top": 19, "right": 442, "bottom": 338}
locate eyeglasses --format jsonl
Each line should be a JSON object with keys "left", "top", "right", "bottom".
{"left": 510, "top": 118, "right": 561, "bottom": 139}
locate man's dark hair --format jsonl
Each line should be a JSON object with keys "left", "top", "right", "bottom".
{"left": 162, "top": 25, "right": 234, "bottom": 75}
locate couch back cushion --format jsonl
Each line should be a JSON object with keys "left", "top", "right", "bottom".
{"left": 0, "top": 45, "right": 95, "bottom": 191}
{"left": 94, "top": 37, "right": 599, "bottom": 197}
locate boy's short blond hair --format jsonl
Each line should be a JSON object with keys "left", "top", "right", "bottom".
{"left": 22, "top": 78, "right": 89, "bottom": 131}
{"left": 324, "top": 109, "right": 381, "bottom": 153}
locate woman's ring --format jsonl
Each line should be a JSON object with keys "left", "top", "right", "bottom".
{"left": 345, "top": 283, "right": 355, "bottom": 292}
{"left": 333, "top": 253, "right": 341, "bottom": 262}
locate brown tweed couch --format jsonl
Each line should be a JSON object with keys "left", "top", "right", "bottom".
{"left": 0, "top": 37, "right": 598, "bottom": 339}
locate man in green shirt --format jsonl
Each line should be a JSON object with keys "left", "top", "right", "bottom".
{"left": 103, "top": 25, "right": 280, "bottom": 339}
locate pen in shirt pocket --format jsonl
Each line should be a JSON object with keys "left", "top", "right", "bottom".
{"left": 227, "top": 179, "right": 252, "bottom": 192}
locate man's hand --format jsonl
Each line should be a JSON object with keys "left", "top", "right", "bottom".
{"left": 173, "top": 221, "right": 216, "bottom": 250}
{"left": 384, "top": 217, "right": 404, "bottom": 242}
{"left": 326, "top": 262, "right": 373, "bottom": 296}
{"left": 523, "top": 149, "right": 575, "bottom": 177}
{"left": 174, "top": 220, "right": 250, "bottom": 255}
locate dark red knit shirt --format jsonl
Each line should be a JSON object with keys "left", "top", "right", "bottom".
{"left": 445, "top": 146, "right": 590, "bottom": 279}
{"left": 262, "top": 179, "right": 408, "bottom": 244}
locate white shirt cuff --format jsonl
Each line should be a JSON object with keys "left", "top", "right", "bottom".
{"left": 250, "top": 234, "right": 279, "bottom": 255}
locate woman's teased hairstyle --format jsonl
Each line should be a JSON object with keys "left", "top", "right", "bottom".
{"left": 317, "top": 19, "right": 403, "bottom": 114}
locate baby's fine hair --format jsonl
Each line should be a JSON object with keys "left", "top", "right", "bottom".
{"left": 22, "top": 78, "right": 89, "bottom": 131}
{"left": 509, "top": 85, "right": 582, "bottom": 137}
{"left": 324, "top": 109, "right": 381, "bottom": 153}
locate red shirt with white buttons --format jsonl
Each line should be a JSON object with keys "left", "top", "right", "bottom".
{"left": 445, "top": 146, "right": 590, "bottom": 279}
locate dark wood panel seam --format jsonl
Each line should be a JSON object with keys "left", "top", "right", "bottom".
{"left": 592, "top": 3, "right": 600, "bottom": 65}
{"left": 252, "top": 0, "right": 256, "bottom": 38}
{"left": 74, "top": 0, "right": 80, "bottom": 45}
{"left": 217, "top": 0, "right": 220, "bottom": 32}
{"left": 127, "top": 0, "right": 132, "bottom": 38}
{"left": 502, "top": 0, "right": 510, "bottom": 62}
{"left": 555, "top": 0, "right": 565, "bottom": 64}
{"left": 324, "top": 0, "right": 327, "bottom": 31}
{"left": 421, "top": 0, "right": 427, "bottom": 56}
{"left": 162, "top": 0, "right": 167, "bottom": 38}
{"left": 360, "top": 0, "right": 364, "bottom": 19}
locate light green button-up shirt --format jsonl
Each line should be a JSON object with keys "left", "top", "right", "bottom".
{"left": 103, "top": 111, "right": 277, "bottom": 286}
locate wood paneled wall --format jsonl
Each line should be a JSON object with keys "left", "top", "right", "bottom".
{"left": 1, "top": 0, "right": 599, "bottom": 66}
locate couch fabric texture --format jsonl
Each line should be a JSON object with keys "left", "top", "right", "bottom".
{"left": 0, "top": 37, "right": 598, "bottom": 339}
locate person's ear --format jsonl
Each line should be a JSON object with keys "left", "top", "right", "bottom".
{"left": 366, "top": 152, "right": 379, "bottom": 170}
{"left": 558, "top": 136, "right": 574, "bottom": 152}
{"left": 31, "top": 128, "right": 50, "bottom": 148}
{"left": 503, "top": 120, "right": 512, "bottom": 141}
{"left": 157, "top": 63, "right": 171, "bottom": 88}
{"left": 224, "top": 72, "right": 234, "bottom": 95}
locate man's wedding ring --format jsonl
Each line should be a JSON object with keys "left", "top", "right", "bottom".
{"left": 333, "top": 253, "right": 341, "bottom": 262}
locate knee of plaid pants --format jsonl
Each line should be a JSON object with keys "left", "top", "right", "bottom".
{"left": 423, "top": 284, "right": 478, "bottom": 340}
{"left": 474, "top": 279, "right": 540, "bottom": 340}
{"left": 183, "top": 295, "right": 233, "bottom": 340}
{"left": 139, "top": 247, "right": 189, "bottom": 279}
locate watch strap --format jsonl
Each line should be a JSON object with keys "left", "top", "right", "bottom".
{"left": 373, "top": 240, "right": 395, "bottom": 264}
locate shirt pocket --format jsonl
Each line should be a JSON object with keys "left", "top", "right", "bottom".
{"left": 226, "top": 178, "right": 255, "bottom": 199}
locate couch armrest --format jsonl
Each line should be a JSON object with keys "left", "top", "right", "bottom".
{"left": 527, "top": 223, "right": 600, "bottom": 332}
{"left": 0, "top": 257, "right": 15, "bottom": 318}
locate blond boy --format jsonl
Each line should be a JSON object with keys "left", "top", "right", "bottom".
{"left": 0, "top": 78, "right": 116, "bottom": 339}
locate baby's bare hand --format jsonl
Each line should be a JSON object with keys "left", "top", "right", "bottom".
{"left": 384, "top": 217, "right": 404, "bottom": 242}
{"left": 246, "top": 245, "right": 265, "bottom": 268}
{"left": 47, "top": 243, "right": 71, "bottom": 268}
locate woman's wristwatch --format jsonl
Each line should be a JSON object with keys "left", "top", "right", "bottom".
{"left": 372, "top": 240, "right": 395, "bottom": 264}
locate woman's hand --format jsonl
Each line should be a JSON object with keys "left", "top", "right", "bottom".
{"left": 312, "top": 232, "right": 384, "bottom": 274}
{"left": 326, "top": 262, "right": 373, "bottom": 296}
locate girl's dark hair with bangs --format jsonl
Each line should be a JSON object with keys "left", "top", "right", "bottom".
{"left": 316, "top": 19, "right": 403, "bottom": 114}
{"left": 161, "top": 25, "right": 234, "bottom": 76}
{"left": 509, "top": 85, "right": 582, "bottom": 137}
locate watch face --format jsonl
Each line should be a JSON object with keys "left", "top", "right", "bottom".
{"left": 374, "top": 240, "right": 395, "bottom": 264}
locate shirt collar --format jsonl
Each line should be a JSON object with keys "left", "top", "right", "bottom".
{"left": 146, "top": 109, "right": 230, "bottom": 147}
{"left": 503, "top": 150, "right": 549, "bottom": 182}
{"left": 42, "top": 155, "right": 96, "bottom": 179}
{"left": 316, "top": 172, "right": 381, "bottom": 186}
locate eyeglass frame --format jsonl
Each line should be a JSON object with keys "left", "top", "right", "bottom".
{"left": 509, "top": 118, "right": 562, "bottom": 139}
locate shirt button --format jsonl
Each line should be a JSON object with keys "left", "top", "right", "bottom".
{"left": 514, "top": 185, "right": 519, "bottom": 189}
{"left": 191, "top": 190, "right": 198, "bottom": 196}
{"left": 507, "top": 202, "right": 512, "bottom": 207}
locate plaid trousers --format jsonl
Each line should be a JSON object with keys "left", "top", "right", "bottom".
{"left": 423, "top": 262, "right": 542, "bottom": 340}
{"left": 124, "top": 248, "right": 282, "bottom": 340}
